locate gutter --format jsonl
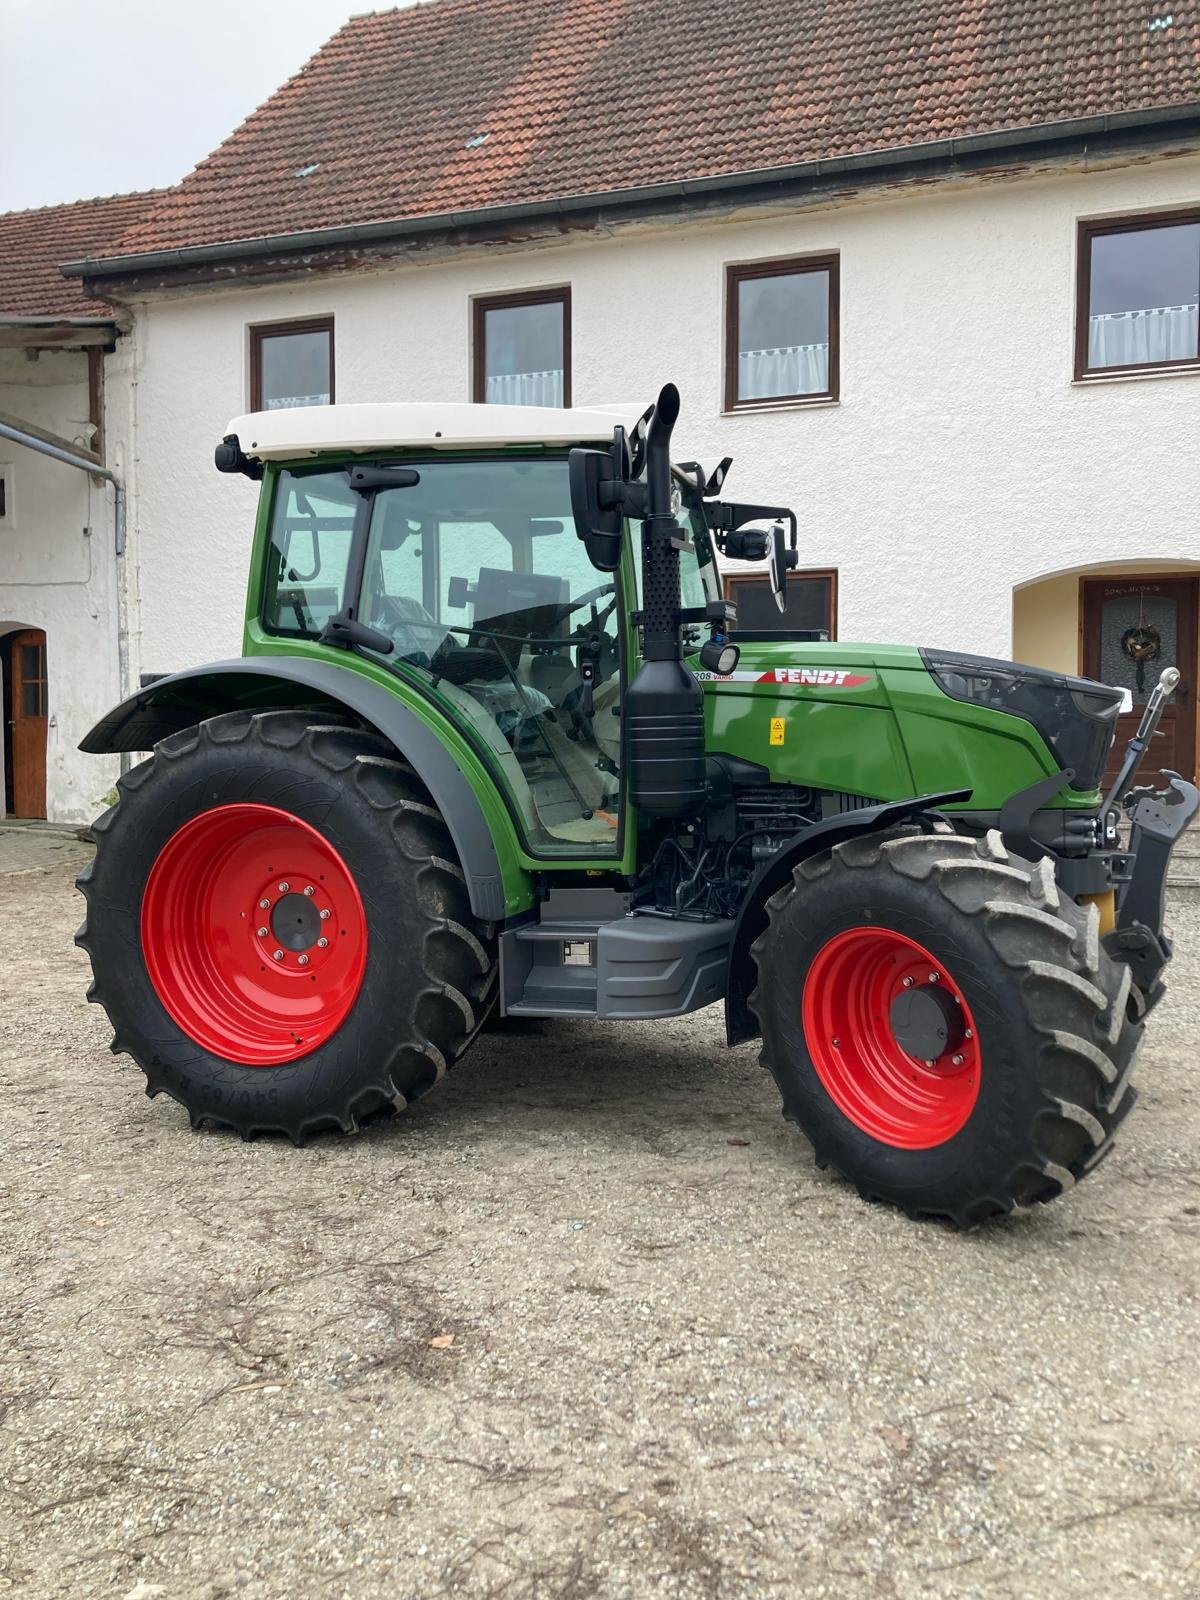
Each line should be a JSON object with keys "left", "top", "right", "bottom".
{"left": 0, "top": 417, "right": 131, "bottom": 770}
{"left": 60, "top": 101, "right": 1200, "bottom": 281}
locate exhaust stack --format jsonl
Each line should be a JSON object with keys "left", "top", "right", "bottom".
{"left": 624, "top": 384, "right": 707, "bottom": 818}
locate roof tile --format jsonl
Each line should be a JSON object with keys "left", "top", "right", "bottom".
{"left": 0, "top": 191, "right": 156, "bottom": 317}
{"left": 79, "top": 0, "right": 1200, "bottom": 262}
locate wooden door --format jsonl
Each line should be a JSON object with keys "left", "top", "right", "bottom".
{"left": 9, "top": 629, "right": 48, "bottom": 819}
{"left": 1081, "top": 577, "right": 1197, "bottom": 786}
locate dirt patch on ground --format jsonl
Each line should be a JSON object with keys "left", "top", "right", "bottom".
{"left": 2, "top": 842, "right": 1199, "bottom": 1598}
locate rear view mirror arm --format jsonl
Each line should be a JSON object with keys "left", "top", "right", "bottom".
{"left": 704, "top": 500, "right": 797, "bottom": 552}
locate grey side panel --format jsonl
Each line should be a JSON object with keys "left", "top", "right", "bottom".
{"left": 79, "top": 657, "right": 508, "bottom": 921}
{"left": 501, "top": 910, "right": 733, "bottom": 1020}
{"left": 597, "top": 916, "right": 733, "bottom": 1019}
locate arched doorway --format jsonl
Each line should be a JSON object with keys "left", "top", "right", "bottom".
{"left": 1013, "top": 562, "right": 1199, "bottom": 785}
{"left": 1, "top": 626, "right": 48, "bottom": 819}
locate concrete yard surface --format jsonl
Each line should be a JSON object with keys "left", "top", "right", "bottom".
{"left": 2, "top": 836, "right": 1198, "bottom": 1599}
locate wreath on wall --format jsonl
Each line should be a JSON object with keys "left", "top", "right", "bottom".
{"left": 1121, "top": 593, "right": 1162, "bottom": 694}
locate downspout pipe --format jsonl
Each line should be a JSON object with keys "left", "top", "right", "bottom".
{"left": 0, "top": 417, "right": 132, "bottom": 772}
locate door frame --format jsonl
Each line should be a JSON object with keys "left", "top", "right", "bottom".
{"left": 1078, "top": 571, "right": 1199, "bottom": 782}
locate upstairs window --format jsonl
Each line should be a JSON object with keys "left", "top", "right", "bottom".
{"left": 473, "top": 289, "right": 570, "bottom": 407}
{"left": 725, "top": 256, "right": 839, "bottom": 409}
{"left": 1077, "top": 213, "right": 1200, "bottom": 377}
{"left": 250, "top": 317, "right": 335, "bottom": 410}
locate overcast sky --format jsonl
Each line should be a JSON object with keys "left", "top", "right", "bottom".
{"left": 0, "top": 0, "right": 412, "bottom": 213}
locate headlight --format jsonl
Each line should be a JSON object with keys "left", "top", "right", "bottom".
{"left": 921, "top": 649, "right": 1124, "bottom": 792}
{"left": 699, "top": 638, "right": 741, "bottom": 675}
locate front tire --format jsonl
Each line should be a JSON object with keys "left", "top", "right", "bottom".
{"left": 76, "top": 709, "right": 497, "bottom": 1141}
{"left": 750, "top": 829, "right": 1141, "bottom": 1226}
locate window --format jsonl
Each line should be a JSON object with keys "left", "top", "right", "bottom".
{"left": 250, "top": 317, "right": 334, "bottom": 410}
{"left": 1077, "top": 213, "right": 1200, "bottom": 378}
{"left": 0, "top": 464, "right": 12, "bottom": 528}
{"left": 724, "top": 570, "right": 837, "bottom": 638}
{"left": 725, "top": 256, "right": 838, "bottom": 409}
{"left": 20, "top": 641, "right": 48, "bottom": 717}
{"left": 263, "top": 470, "right": 356, "bottom": 636}
{"left": 679, "top": 502, "right": 723, "bottom": 611}
{"left": 473, "top": 289, "right": 570, "bottom": 407}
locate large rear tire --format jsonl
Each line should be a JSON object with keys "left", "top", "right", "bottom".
{"left": 750, "top": 828, "right": 1141, "bottom": 1226}
{"left": 76, "top": 709, "right": 497, "bottom": 1141}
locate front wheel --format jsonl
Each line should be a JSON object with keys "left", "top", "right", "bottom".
{"left": 76, "top": 709, "right": 497, "bottom": 1141}
{"left": 750, "top": 829, "right": 1141, "bottom": 1226}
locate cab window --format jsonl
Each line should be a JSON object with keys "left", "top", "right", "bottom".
{"left": 262, "top": 470, "right": 356, "bottom": 637}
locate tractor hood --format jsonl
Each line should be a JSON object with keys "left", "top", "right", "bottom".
{"left": 692, "top": 639, "right": 1123, "bottom": 808}
{"left": 919, "top": 649, "right": 1124, "bottom": 793}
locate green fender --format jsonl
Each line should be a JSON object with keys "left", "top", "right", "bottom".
{"left": 80, "top": 656, "right": 509, "bottom": 921}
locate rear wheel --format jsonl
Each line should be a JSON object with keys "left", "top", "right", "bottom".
{"left": 751, "top": 828, "right": 1141, "bottom": 1226}
{"left": 76, "top": 709, "right": 497, "bottom": 1141}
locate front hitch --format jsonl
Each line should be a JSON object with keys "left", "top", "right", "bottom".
{"left": 1105, "top": 772, "right": 1200, "bottom": 1004}
{"left": 1092, "top": 668, "right": 1199, "bottom": 1004}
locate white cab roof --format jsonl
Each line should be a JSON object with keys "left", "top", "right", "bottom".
{"left": 225, "top": 401, "right": 643, "bottom": 459}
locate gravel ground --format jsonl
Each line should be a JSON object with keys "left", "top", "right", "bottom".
{"left": 2, "top": 836, "right": 1199, "bottom": 1600}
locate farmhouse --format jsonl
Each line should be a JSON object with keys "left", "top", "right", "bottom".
{"left": 3, "top": 0, "right": 1200, "bottom": 823}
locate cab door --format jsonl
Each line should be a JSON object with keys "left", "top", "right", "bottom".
{"left": 360, "top": 460, "right": 625, "bottom": 856}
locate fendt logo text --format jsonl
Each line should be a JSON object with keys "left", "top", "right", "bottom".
{"left": 766, "top": 668, "right": 872, "bottom": 688}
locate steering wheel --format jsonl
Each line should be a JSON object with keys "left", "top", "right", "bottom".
{"left": 541, "top": 582, "right": 617, "bottom": 633}
{"left": 567, "top": 582, "right": 615, "bottom": 615}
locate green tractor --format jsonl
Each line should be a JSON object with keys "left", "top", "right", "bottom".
{"left": 77, "top": 384, "right": 1196, "bottom": 1225}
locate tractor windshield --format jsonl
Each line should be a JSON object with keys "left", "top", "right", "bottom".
{"left": 677, "top": 497, "right": 722, "bottom": 611}
{"left": 262, "top": 458, "right": 623, "bottom": 857}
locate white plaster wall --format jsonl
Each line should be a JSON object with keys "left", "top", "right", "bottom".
{"left": 0, "top": 348, "right": 121, "bottom": 823}
{"left": 126, "top": 151, "right": 1200, "bottom": 679}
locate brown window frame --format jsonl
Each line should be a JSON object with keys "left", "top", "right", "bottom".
{"left": 1075, "top": 211, "right": 1200, "bottom": 381}
{"left": 249, "top": 315, "right": 336, "bottom": 412}
{"left": 724, "top": 255, "right": 840, "bottom": 412}
{"left": 472, "top": 287, "right": 572, "bottom": 406}
{"left": 723, "top": 567, "right": 838, "bottom": 639}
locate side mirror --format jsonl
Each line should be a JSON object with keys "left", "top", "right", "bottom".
{"left": 768, "top": 522, "right": 799, "bottom": 614}
{"left": 768, "top": 523, "right": 788, "bottom": 614}
{"left": 568, "top": 447, "right": 624, "bottom": 573}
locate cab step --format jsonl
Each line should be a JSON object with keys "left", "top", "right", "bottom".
{"left": 500, "top": 888, "right": 733, "bottom": 1021}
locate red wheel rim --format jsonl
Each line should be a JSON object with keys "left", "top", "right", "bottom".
{"left": 802, "top": 926, "right": 980, "bottom": 1149}
{"left": 141, "top": 803, "right": 367, "bottom": 1066}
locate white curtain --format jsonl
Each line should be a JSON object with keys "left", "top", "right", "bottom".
{"left": 738, "top": 344, "right": 830, "bottom": 401}
{"left": 266, "top": 392, "right": 331, "bottom": 409}
{"left": 484, "top": 369, "right": 564, "bottom": 407}
{"left": 1088, "top": 304, "right": 1198, "bottom": 369}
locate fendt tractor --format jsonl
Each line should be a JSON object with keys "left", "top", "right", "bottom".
{"left": 77, "top": 384, "right": 1197, "bottom": 1226}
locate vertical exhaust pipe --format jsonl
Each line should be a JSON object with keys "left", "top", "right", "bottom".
{"left": 624, "top": 384, "right": 707, "bottom": 818}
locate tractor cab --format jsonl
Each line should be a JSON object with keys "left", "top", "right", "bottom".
{"left": 222, "top": 399, "right": 790, "bottom": 862}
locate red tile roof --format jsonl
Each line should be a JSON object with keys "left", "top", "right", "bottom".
{"left": 0, "top": 191, "right": 155, "bottom": 317}
{"left": 88, "top": 0, "right": 1200, "bottom": 263}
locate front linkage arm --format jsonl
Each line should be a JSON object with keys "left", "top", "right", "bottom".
{"left": 1101, "top": 667, "right": 1199, "bottom": 1003}
{"left": 1000, "top": 666, "right": 1199, "bottom": 1008}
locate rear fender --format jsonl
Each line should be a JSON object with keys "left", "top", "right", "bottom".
{"left": 724, "top": 790, "right": 971, "bottom": 1045}
{"left": 80, "top": 656, "right": 509, "bottom": 921}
